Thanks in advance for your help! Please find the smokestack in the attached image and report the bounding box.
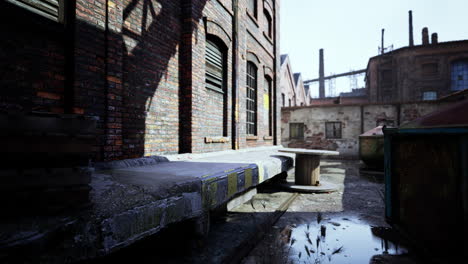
[431,33,438,44]
[319,49,325,99]
[409,10,414,46]
[381,29,385,54]
[422,27,429,45]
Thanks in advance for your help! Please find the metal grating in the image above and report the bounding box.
[246,62,257,136]
[7,0,63,22]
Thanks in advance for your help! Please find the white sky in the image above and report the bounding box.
[280,0,468,97]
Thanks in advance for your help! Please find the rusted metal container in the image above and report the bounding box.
[359,126,384,169]
[383,100,468,261]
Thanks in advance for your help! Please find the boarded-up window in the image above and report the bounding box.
[290,123,304,140]
[7,0,64,23]
[246,61,257,135]
[206,40,224,93]
[381,69,393,84]
[422,63,438,76]
[325,122,342,139]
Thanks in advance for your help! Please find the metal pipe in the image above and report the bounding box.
[409,10,414,46]
[232,0,239,149]
[319,49,325,98]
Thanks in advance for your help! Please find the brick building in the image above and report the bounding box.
[366,35,468,103]
[279,54,309,107]
[0,0,280,162]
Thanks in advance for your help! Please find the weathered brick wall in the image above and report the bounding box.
[239,0,278,149]
[367,41,468,103]
[282,100,453,158]
[1,0,280,161]
[0,3,67,114]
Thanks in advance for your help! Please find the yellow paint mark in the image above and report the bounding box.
[108,1,116,8]
[228,173,238,197]
[245,169,252,188]
[224,169,234,173]
[257,163,264,183]
[263,94,270,110]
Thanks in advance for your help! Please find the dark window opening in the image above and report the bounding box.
[282,93,285,107]
[266,77,273,136]
[248,0,257,18]
[246,61,257,136]
[451,60,468,91]
[289,99,291,107]
[381,69,393,84]
[7,0,65,23]
[325,122,342,139]
[290,123,304,140]
[264,10,273,38]
[205,39,225,93]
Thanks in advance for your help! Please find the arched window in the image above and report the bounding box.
[246,61,257,136]
[264,10,272,38]
[248,0,257,18]
[205,39,225,92]
[451,60,468,91]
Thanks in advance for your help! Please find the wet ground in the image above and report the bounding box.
[242,160,422,264]
[89,159,424,264]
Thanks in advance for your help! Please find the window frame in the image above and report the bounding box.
[325,122,342,139]
[264,9,273,39]
[246,61,258,136]
[451,60,468,91]
[422,91,437,101]
[6,0,65,23]
[205,38,226,94]
[247,0,258,19]
[290,123,304,140]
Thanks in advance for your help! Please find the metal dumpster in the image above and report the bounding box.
[383,100,468,261]
[359,126,385,169]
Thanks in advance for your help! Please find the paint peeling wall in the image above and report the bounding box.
[282,101,452,158]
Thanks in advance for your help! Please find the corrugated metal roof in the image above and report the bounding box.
[401,99,468,129]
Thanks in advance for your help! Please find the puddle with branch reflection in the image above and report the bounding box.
[280,214,408,264]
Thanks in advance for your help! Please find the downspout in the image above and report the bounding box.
[64,0,76,114]
[273,0,279,144]
[232,0,239,149]
[102,0,110,160]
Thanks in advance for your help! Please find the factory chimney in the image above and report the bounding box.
[422,27,429,45]
[381,29,385,54]
[319,49,325,98]
[431,33,438,44]
[409,10,414,46]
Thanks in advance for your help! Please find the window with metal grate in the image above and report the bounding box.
[246,61,257,136]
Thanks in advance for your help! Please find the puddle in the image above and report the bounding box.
[281,215,407,264]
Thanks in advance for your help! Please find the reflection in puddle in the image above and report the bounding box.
[282,215,407,263]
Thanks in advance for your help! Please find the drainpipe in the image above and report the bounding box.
[272,0,278,145]
[64,0,76,114]
[232,0,239,149]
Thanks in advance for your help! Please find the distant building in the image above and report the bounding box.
[280,54,309,107]
[366,37,468,103]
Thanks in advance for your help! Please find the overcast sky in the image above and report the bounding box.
[280,0,468,96]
